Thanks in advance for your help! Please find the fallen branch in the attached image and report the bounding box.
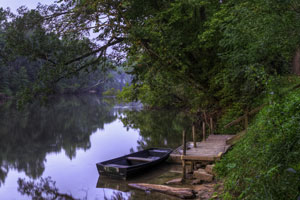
[128,183,196,199]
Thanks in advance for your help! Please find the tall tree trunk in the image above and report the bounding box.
[292,48,300,75]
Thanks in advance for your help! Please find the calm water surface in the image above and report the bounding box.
[0,95,191,200]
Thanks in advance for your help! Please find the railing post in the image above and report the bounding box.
[210,117,214,135]
[202,121,206,141]
[192,123,196,148]
[183,130,186,155]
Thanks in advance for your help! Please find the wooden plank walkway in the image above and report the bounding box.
[169,135,235,163]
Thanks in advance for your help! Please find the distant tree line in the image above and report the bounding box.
[0,7,130,102]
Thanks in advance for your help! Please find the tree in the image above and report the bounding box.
[3,0,300,114]
[0,7,128,101]
[34,1,223,112]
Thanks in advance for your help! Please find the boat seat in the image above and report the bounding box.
[126,156,155,162]
[149,149,169,153]
[106,164,128,167]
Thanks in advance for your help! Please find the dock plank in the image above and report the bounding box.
[169,135,235,163]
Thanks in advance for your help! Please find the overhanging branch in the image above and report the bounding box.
[63,37,125,66]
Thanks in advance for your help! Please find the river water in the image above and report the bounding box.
[0,95,192,200]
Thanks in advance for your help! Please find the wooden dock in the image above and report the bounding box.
[169,135,235,164]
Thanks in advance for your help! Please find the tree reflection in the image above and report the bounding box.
[0,95,117,186]
[18,176,128,200]
[18,175,178,200]
[18,177,80,200]
[104,191,128,200]
[120,110,193,150]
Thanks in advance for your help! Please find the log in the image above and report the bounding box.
[128,183,196,199]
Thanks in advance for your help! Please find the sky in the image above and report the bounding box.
[0,0,102,42]
[0,0,55,13]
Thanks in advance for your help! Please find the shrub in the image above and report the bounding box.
[215,89,300,200]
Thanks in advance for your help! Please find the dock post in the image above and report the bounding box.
[202,121,206,141]
[182,130,186,181]
[182,160,186,181]
[210,117,214,135]
[183,130,186,155]
[192,123,196,148]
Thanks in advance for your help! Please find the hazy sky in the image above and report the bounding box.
[0,0,99,40]
[0,0,55,13]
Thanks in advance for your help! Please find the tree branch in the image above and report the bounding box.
[63,37,125,66]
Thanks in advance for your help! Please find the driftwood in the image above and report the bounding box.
[165,178,183,185]
[128,183,196,199]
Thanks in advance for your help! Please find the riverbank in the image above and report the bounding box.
[119,162,223,199]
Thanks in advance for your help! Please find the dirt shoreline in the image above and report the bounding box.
[127,163,223,199]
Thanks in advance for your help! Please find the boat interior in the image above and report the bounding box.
[104,149,171,167]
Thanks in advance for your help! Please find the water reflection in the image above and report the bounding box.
[97,163,181,200]
[0,95,117,186]
[0,95,193,199]
[120,110,193,150]
[18,177,80,200]
[17,164,180,200]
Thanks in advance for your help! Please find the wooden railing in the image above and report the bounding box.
[224,104,265,145]
[224,104,265,129]
[181,104,265,181]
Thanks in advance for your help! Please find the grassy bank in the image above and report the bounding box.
[215,77,300,200]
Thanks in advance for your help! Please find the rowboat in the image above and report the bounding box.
[96,148,173,179]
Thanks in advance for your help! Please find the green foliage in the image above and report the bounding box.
[116,0,300,113]
[117,84,137,103]
[199,0,299,109]
[1,2,300,199]
[215,102,245,134]
[115,0,222,110]
[2,0,298,113]
[102,88,120,97]
[0,8,131,102]
[215,88,300,200]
